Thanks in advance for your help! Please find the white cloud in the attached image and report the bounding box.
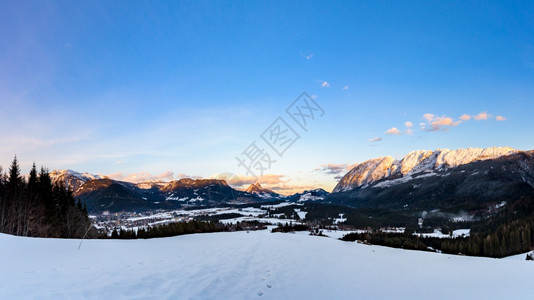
[418,111,504,132]
[211,173,256,186]
[428,116,460,131]
[420,113,461,131]
[321,81,330,88]
[474,112,489,120]
[342,85,349,90]
[459,114,471,121]
[306,53,313,60]
[369,137,382,142]
[212,173,288,190]
[216,173,316,195]
[385,127,402,135]
[404,121,413,128]
[423,113,435,122]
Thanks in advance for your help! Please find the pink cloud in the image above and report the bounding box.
[420,113,461,131]
[107,171,176,183]
[385,127,402,135]
[423,113,435,122]
[473,112,489,120]
[459,114,471,121]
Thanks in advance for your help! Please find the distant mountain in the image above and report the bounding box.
[50,171,292,212]
[50,169,102,191]
[287,188,329,202]
[244,183,281,199]
[333,147,519,192]
[74,179,163,212]
[328,147,534,215]
[161,178,254,205]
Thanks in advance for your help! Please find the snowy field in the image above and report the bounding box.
[1,231,533,299]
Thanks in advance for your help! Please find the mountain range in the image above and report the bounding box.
[50,147,534,217]
[328,147,534,218]
[50,170,329,212]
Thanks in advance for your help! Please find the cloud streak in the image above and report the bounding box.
[377,110,506,142]
[108,171,177,183]
[420,111,496,131]
[315,163,351,175]
[315,163,355,180]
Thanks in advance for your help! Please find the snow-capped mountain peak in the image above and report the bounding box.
[245,183,272,194]
[334,156,395,192]
[333,147,520,192]
[50,169,102,191]
[244,183,279,199]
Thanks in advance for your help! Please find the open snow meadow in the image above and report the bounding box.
[1,230,533,300]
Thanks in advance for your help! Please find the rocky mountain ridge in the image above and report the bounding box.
[328,148,534,215]
[333,147,521,192]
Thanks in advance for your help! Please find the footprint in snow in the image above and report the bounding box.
[257,291,264,296]
[266,284,272,289]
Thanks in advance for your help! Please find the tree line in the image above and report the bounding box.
[341,210,534,258]
[110,219,271,239]
[0,157,92,238]
[111,220,221,239]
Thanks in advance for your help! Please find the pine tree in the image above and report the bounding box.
[38,167,53,213]
[0,165,4,233]
[5,156,23,234]
[24,163,39,236]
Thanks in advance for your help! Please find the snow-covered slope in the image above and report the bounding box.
[334,147,520,192]
[295,188,329,202]
[1,231,533,299]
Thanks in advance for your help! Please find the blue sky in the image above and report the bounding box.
[1,1,533,193]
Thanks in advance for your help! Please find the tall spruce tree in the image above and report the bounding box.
[6,156,23,234]
[25,163,39,236]
[0,165,4,232]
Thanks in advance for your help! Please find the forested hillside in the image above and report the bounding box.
[0,157,91,238]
